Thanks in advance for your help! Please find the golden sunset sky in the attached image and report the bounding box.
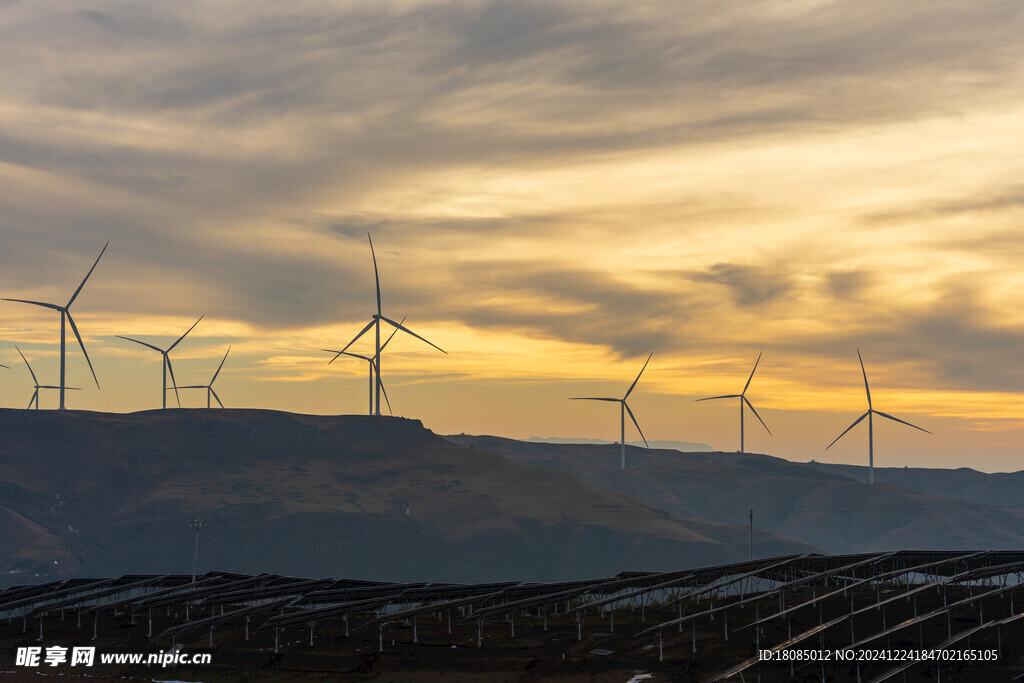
[1,1,1022,471]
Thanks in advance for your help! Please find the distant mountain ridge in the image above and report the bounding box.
[800,461,1024,511]
[526,436,713,451]
[0,408,817,587]
[444,434,1024,555]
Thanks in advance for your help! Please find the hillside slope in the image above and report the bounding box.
[0,409,817,586]
[444,435,1024,554]
[801,461,1024,510]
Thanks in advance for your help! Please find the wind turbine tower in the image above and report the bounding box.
[3,242,108,409]
[826,349,932,484]
[117,316,204,409]
[325,317,403,415]
[179,346,230,408]
[697,351,771,453]
[15,346,80,409]
[571,353,653,470]
[338,234,446,416]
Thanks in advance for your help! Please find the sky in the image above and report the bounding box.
[1,0,1022,472]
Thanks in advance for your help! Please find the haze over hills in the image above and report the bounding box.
[0,408,817,587]
[444,434,1024,555]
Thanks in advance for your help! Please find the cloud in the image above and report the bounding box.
[1,0,1023,457]
[436,261,695,357]
[826,270,872,300]
[688,263,793,307]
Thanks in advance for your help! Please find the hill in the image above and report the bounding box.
[801,461,1024,510]
[0,409,816,587]
[525,436,713,451]
[444,435,1024,554]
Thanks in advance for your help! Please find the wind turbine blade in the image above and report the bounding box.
[857,349,872,409]
[177,385,206,389]
[825,411,869,450]
[66,311,99,388]
[0,363,7,369]
[342,351,373,362]
[168,314,204,352]
[210,346,230,384]
[15,346,39,385]
[67,241,109,307]
[569,397,620,402]
[378,316,405,355]
[742,350,763,395]
[623,402,650,449]
[340,319,376,354]
[210,388,224,409]
[165,356,181,407]
[743,396,772,435]
[27,390,37,410]
[623,352,653,400]
[696,394,740,402]
[2,298,63,312]
[379,375,393,415]
[368,233,382,316]
[117,336,165,353]
[873,410,932,435]
[378,315,446,354]
[323,349,346,365]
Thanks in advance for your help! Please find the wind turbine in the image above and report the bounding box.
[570,353,652,470]
[338,234,446,415]
[178,346,230,408]
[16,346,80,409]
[696,351,771,454]
[3,241,108,409]
[117,316,204,409]
[826,349,931,485]
[324,318,403,415]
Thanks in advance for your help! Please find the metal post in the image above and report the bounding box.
[740,395,744,453]
[868,411,874,484]
[59,310,66,410]
[620,402,626,470]
[374,319,381,415]
[190,516,203,583]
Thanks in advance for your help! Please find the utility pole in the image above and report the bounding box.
[190,516,203,583]
[749,507,757,561]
